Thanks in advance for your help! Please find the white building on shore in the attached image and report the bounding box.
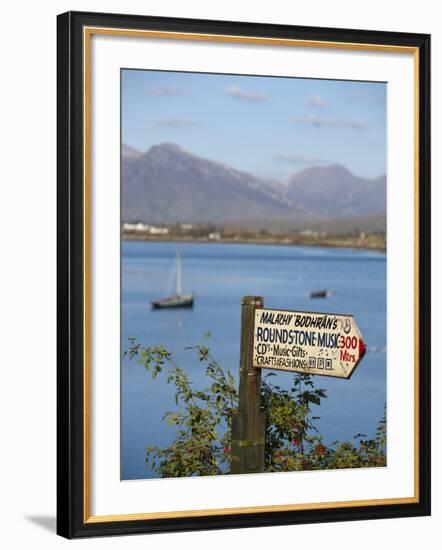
[122,222,169,235]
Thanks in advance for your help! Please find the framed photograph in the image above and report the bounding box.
[57,11,431,538]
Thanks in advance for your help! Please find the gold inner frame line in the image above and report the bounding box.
[82,26,420,524]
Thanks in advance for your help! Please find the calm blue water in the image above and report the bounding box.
[121,241,386,480]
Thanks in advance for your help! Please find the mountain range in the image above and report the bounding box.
[122,143,386,231]
[286,164,386,219]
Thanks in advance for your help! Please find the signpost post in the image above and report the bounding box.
[231,296,266,475]
[231,298,366,474]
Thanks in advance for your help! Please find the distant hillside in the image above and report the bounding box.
[122,143,386,229]
[122,143,142,159]
[307,212,386,234]
[223,212,386,235]
[122,143,311,224]
[286,164,386,218]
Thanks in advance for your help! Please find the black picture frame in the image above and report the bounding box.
[57,10,431,539]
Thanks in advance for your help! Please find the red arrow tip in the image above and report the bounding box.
[359,338,366,358]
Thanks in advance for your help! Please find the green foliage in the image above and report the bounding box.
[127,337,237,477]
[261,374,386,472]
[127,337,386,477]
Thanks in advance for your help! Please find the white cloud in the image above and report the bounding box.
[275,153,329,166]
[154,117,199,127]
[293,115,368,130]
[147,86,188,97]
[225,84,268,102]
[308,94,328,109]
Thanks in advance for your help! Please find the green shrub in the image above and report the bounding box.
[126,336,386,477]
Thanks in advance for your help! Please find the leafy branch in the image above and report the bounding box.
[126,337,386,477]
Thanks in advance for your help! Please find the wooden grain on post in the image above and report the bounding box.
[231,296,266,474]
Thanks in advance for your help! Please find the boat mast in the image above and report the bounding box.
[176,249,182,296]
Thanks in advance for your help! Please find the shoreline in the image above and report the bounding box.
[122,234,386,253]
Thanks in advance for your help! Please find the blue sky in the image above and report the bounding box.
[122,69,386,180]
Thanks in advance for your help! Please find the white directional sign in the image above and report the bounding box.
[253,308,366,379]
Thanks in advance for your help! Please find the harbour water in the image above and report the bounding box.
[121,241,386,480]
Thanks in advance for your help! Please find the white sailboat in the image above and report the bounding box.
[151,249,194,309]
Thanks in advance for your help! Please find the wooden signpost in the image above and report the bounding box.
[231,296,266,475]
[231,296,366,474]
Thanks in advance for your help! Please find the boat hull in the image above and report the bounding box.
[310,290,332,298]
[151,294,194,309]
